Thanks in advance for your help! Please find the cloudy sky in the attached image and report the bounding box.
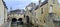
[4,0,60,11]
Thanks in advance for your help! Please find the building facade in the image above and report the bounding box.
[25,2,36,24]
[0,0,8,26]
[8,9,25,23]
[33,0,60,27]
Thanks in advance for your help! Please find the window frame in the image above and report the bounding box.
[41,8,43,14]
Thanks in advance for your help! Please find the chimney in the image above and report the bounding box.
[39,0,41,5]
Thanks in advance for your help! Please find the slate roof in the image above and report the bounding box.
[40,0,48,7]
[10,9,25,14]
[2,0,8,9]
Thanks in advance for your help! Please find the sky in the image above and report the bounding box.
[4,0,60,11]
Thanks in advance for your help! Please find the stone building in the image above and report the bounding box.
[25,2,36,24]
[32,0,60,27]
[0,0,8,26]
[8,9,25,23]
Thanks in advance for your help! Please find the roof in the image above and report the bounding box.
[29,5,39,12]
[2,0,8,9]
[10,9,21,13]
[31,0,48,11]
[35,5,39,10]
[26,2,36,9]
[10,9,25,14]
[40,0,48,7]
[27,2,36,7]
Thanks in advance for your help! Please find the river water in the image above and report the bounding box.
[11,23,35,27]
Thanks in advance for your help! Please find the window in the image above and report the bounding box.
[40,20,41,22]
[53,0,55,4]
[24,15,25,17]
[49,5,53,13]
[41,8,43,14]
[44,20,45,23]
[35,12,36,16]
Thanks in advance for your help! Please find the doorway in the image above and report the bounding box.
[26,16,29,23]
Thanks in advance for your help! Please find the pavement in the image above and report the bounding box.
[0,22,11,27]
[0,24,5,27]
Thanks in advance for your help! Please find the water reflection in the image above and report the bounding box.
[11,22,34,27]
[11,23,27,27]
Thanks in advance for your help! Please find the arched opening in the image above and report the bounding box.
[18,18,22,21]
[17,18,23,25]
[26,16,29,23]
[12,18,17,22]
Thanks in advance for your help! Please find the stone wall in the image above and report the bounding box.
[0,0,5,26]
